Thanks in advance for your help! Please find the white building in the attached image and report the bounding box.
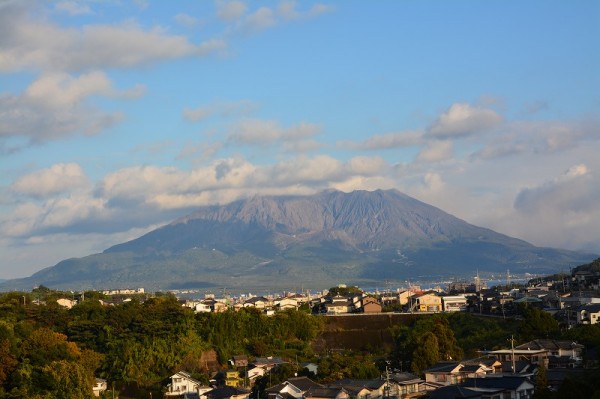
[93,378,107,397]
[101,288,145,295]
[442,295,468,312]
[274,297,298,310]
[165,371,212,397]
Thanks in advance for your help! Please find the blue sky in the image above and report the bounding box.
[1,0,599,279]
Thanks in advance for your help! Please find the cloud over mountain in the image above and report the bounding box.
[1,189,594,292]
[11,163,89,198]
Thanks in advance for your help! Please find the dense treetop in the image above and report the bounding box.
[0,286,599,398]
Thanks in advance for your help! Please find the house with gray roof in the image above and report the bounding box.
[304,387,349,399]
[389,372,425,397]
[252,356,289,372]
[327,379,387,399]
[266,377,323,399]
[426,376,534,399]
[460,376,534,398]
[515,339,584,368]
[424,362,464,386]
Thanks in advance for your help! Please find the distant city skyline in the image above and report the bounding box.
[1,1,599,279]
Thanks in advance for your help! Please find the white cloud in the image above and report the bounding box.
[514,164,596,214]
[37,195,104,230]
[429,102,502,138]
[178,142,224,163]
[542,122,582,151]
[330,176,396,193]
[470,142,527,160]
[232,1,334,34]
[566,164,588,178]
[338,130,423,150]
[228,119,320,145]
[0,72,131,143]
[2,203,42,237]
[0,5,226,72]
[277,0,302,20]
[75,25,224,70]
[277,1,335,20]
[417,140,453,162]
[174,13,199,28]
[255,155,392,189]
[183,100,257,122]
[55,1,92,16]
[95,159,262,211]
[183,107,215,122]
[2,193,106,238]
[243,7,276,32]
[508,164,600,251]
[347,156,387,175]
[259,155,343,185]
[2,154,396,240]
[469,119,596,161]
[98,165,186,204]
[282,139,321,154]
[306,3,336,17]
[11,163,89,198]
[25,71,112,107]
[216,0,248,21]
[422,172,445,192]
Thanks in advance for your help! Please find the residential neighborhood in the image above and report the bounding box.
[159,333,590,399]
[1,263,600,399]
[170,271,600,334]
[148,268,600,399]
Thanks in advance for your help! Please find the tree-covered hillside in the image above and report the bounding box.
[1,287,600,398]
[573,257,600,273]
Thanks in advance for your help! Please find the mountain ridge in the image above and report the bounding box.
[1,189,596,292]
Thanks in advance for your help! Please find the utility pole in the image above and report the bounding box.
[384,361,391,399]
[510,335,516,374]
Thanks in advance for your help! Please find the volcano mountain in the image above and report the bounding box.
[2,189,595,292]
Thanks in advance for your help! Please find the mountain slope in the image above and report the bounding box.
[2,189,596,292]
